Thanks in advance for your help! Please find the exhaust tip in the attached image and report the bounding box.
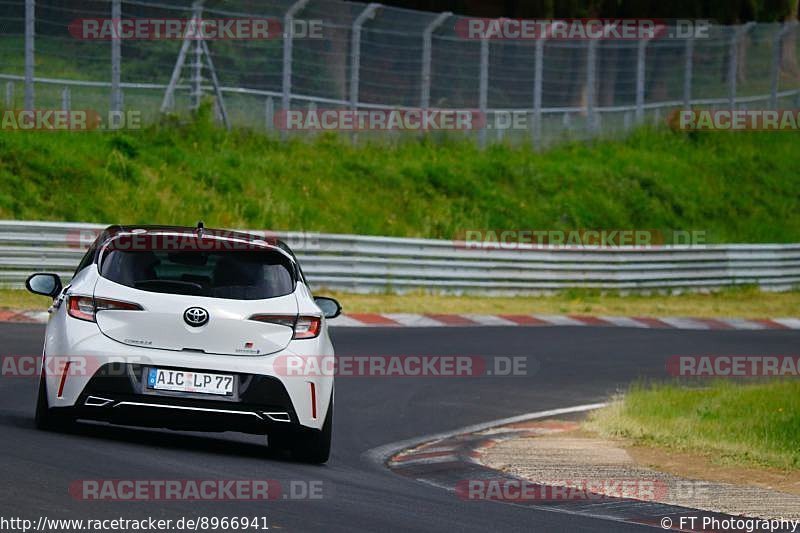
[263,412,291,423]
[84,396,114,407]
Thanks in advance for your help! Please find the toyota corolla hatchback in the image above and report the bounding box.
[26,224,340,463]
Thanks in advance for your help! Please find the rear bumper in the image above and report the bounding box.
[42,315,334,430]
[58,363,299,434]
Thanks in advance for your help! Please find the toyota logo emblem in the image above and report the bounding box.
[184,307,209,327]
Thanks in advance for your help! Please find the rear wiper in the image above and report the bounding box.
[134,279,204,295]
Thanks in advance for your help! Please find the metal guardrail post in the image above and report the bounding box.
[420,12,450,109]
[349,3,380,112]
[683,35,694,108]
[635,37,649,123]
[24,0,34,110]
[478,37,489,148]
[110,0,122,113]
[282,0,310,120]
[728,23,755,109]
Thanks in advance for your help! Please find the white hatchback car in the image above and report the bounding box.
[26,224,340,463]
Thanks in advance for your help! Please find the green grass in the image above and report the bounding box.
[320,285,800,317]
[588,381,800,470]
[0,289,52,310]
[1,107,799,242]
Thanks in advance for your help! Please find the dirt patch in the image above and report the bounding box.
[481,423,800,520]
[628,445,800,497]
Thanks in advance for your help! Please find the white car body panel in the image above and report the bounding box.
[93,276,298,356]
[38,231,335,432]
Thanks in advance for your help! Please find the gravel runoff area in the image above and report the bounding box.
[480,426,800,521]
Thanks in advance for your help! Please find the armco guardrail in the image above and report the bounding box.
[1,221,799,294]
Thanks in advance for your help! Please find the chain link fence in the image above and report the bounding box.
[1,0,799,146]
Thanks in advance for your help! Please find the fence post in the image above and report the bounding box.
[420,11,450,109]
[61,87,70,111]
[478,37,489,147]
[24,0,34,109]
[265,96,274,130]
[5,82,14,108]
[190,2,204,110]
[307,100,317,137]
[586,40,597,134]
[110,0,121,113]
[635,37,648,123]
[160,17,195,113]
[532,28,548,149]
[282,0,309,118]
[727,27,738,108]
[198,40,229,129]
[683,35,694,108]
[728,23,754,109]
[350,3,379,112]
[770,23,791,109]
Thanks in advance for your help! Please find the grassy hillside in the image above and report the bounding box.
[1,112,798,242]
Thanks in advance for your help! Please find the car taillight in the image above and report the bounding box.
[249,314,322,339]
[67,295,142,322]
[249,314,296,328]
[293,316,322,339]
[67,296,95,321]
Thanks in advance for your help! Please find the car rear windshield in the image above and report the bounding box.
[99,249,296,299]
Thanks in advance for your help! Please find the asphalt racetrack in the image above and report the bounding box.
[1,323,797,532]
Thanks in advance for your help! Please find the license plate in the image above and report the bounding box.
[146,368,234,396]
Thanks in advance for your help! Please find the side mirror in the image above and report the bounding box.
[314,296,342,319]
[25,273,62,298]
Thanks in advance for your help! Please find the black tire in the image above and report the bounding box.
[270,397,332,464]
[34,374,73,431]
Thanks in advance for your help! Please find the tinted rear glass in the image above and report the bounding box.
[100,249,296,299]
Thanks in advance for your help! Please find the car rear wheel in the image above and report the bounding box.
[269,397,332,464]
[34,374,73,431]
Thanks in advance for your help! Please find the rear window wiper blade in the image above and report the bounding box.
[134,279,204,295]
